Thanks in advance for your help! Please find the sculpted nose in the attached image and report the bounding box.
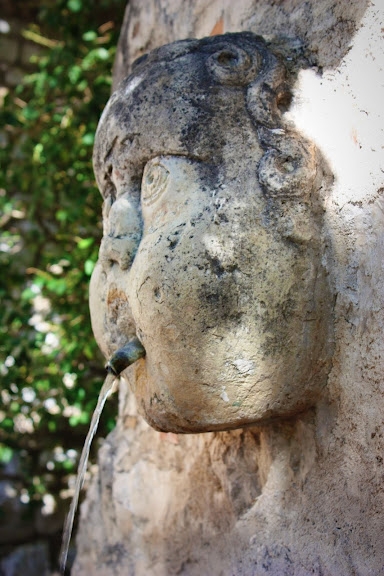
[99,235,140,270]
[99,196,142,271]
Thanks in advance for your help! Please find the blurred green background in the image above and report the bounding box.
[0,0,126,570]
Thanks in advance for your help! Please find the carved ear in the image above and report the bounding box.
[244,45,324,244]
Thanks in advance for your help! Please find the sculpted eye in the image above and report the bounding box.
[141,159,170,206]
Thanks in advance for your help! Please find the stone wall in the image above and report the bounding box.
[0,2,40,93]
[74,1,384,574]
[0,19,37,90]
[0,6,41,150]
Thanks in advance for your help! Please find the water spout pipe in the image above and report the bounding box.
[106,337,146,376]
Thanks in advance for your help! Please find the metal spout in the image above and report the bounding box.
[106,337,146,376]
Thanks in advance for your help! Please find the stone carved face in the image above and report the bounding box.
[90,33,334,433]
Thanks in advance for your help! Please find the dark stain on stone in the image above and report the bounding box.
[205,253,238,278]
[198,280,242,330]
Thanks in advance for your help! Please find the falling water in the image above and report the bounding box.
[59,372,116,574]
[59,337,145,574]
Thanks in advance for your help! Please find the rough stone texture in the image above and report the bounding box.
[74,1,384,574]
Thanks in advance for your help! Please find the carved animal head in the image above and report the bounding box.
[90,33,334,433]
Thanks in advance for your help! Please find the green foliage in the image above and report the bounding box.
[0,0,126,513]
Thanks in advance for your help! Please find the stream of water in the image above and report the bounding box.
[59,372,116,574]
[59,337,146,573]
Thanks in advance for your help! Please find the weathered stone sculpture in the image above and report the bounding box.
[74,4,384,573]
[90,32,333,433]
